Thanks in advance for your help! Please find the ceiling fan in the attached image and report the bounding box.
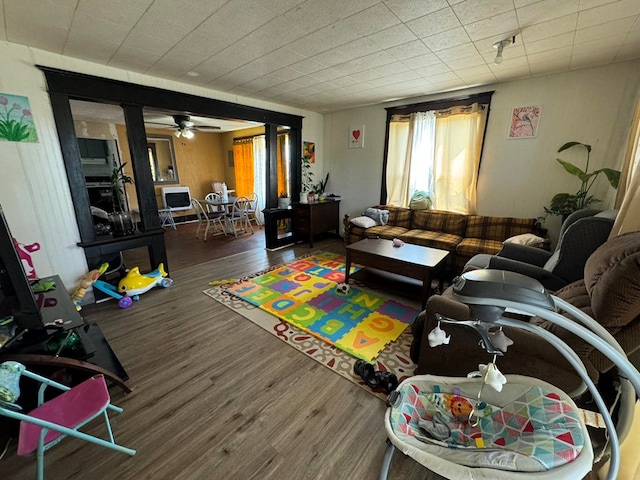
[146,114,221,138]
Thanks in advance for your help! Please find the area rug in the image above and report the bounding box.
[224,251,419,362]
[203,252,420,400]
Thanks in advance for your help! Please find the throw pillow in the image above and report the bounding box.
[363,208,389,226]
[503,233,546,247]
[409,191,432,210]
[350,216,377,229]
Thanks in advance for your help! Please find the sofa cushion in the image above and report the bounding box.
[399,230,463,251]
[350,216,377,228]
[465,215,538,242]
[411,210,467,236]
[365,225,409,240]
[456,238,504,258]
[381,206,412,229]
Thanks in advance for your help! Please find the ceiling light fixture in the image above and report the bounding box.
[174,127,195,139]
[493,35,516,65]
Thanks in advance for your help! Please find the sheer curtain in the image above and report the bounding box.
[433,104,487,213]
[611,97,640,237]
[232,138,254,197]
[252,135,266,224]
[386,112,435,206]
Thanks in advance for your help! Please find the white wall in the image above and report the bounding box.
[0,40,323,290]
[325,61,640,242]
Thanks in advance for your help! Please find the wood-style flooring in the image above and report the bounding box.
[3,234,444,479]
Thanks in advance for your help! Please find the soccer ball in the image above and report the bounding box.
[336,283,351,295]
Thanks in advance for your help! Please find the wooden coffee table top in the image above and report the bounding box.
[346,238,449,267]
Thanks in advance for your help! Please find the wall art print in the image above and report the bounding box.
[303,141,315,163]
[349,124,364,148]
[508,105,541,139]
[0,94,38,143]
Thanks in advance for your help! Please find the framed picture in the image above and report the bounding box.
[303,141,315,163]
[349,124,364,148]
[508,105,541,139]
[0,93,39,143]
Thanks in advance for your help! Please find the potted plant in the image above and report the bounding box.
[278,191,291,209]
[108,163,135,236]
[542,141,620,222]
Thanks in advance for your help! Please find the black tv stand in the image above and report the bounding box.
[0,275,130,393]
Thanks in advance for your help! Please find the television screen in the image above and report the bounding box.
[0,204,43,335]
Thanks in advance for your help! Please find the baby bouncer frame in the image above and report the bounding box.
[380,269,640,480]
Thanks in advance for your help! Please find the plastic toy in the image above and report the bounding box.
[93,263,173,309]
[71,263,109,311]
[336,283,350,295]
[208,279,239,286]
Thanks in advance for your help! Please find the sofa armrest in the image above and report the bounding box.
[497,243,551,266]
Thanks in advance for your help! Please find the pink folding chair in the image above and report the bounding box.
[0,361,135,480]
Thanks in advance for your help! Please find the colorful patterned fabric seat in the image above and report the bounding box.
[384,374,593,479]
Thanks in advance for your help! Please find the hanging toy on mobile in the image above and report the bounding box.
[93,263,173,309]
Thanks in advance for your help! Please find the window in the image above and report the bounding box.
[383,92,493,214]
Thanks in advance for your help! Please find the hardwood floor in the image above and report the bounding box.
[3,237,442,480]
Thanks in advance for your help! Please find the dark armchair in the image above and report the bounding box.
[463,209,616,291]
[410,230,640,394]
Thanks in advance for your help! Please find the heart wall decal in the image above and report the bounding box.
[349,124,364,148]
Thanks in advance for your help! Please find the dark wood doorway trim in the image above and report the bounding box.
[40,66,304,257]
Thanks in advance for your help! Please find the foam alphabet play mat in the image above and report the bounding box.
[226,252,419,362]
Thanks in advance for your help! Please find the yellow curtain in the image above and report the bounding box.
[277,134,288,197]
[610,97,640,237]
[386,120,411,206]
[233,139,254,197]
[434,103,487,214]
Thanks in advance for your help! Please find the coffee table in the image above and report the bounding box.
[345,238,449,309]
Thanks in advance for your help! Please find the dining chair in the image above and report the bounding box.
[191,199,226,241]
[227,196,254,237]
[246,192,261,226]
[204,192,222,214]
[0,361,135,480]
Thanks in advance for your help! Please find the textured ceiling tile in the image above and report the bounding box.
[144,0,227,30]
[492,65,532,80]
[413,63,452,76]
[385,40,432,60]
[406,7,461,38]
[332,37,384,61]
[452,0,514,25]
[423,27,471,51]
[75,0,147,29]
[524,32,575,55]
[64,34,122,64]
[574,17,636,43]
[283,0,380,34]
[464,11,519,41]
[289,57,326,75]
[119,22,189,55]
[256,0,307,15]
[517,0,580,26]
[339,3,401,37]
[433,42,479,61]
[527,46,572,65]
[404,52,443,68]
[373,61,413,77]
[615,42,640,61]
[69,13,132,43]
[573,33,628,54]
[384,0,449,22]
[578,0,620,9]
[570,50,616,68]
[455,64,495,78]
[287,27,351,57]
[368,24,420,50]
[5,0,74,53]
[349,69,384,83]
[445,54,488,70]
[520,14,578,43]
[577,0,640,29]
[308,68,345,82]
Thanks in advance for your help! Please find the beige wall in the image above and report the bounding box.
[115,125,226,210]
[325,60,640,244]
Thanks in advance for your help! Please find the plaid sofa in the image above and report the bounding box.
[343,205,547,278]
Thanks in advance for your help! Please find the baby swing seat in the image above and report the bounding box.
[383,374,592,479]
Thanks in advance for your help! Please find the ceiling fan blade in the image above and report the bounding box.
[145,121,175,127]
[194,125,221,131]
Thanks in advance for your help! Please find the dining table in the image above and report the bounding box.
[203,196,237,235]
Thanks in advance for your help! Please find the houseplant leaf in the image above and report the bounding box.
[558,141,591,153]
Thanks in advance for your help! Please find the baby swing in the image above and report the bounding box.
[380,269,640,480]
